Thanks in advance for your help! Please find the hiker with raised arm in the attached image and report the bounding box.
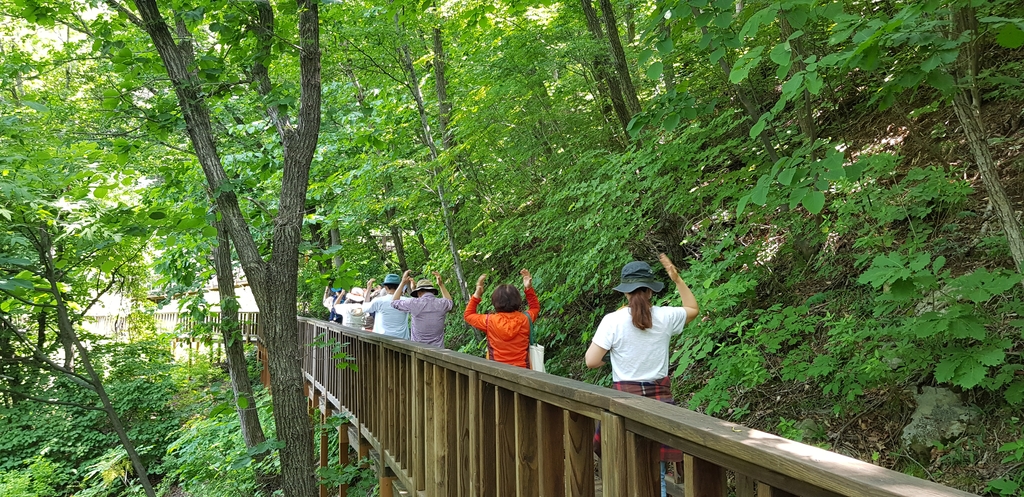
[464,269,539,368]
[363,274,411,339]
[586,253,699,481]
[391,270,454,348]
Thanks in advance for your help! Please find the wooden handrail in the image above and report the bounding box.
[297,316,976,497]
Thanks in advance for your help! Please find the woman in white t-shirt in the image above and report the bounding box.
[585,253,698,465]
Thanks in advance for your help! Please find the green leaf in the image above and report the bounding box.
[237,396,249,409]
[202,226,218,238]
[769,43,791,66]
[737,194,750,217]
[148,211,166,220]
[709,46,726,64]
[956,359,987,389]
[805,72,824,95]
[788,187,808,209]
[662,113,681,132]
[0,278,34,291]
[23,101,49,113]
[926,71,955,93]
[777,168,796,186]
[646,62,664,80]
[935,356,962,383]
[94,187,109,198]
[996,23,1024,49]
[1005,380,1024,405]
[713,11,732,29]
[749,111,771,139]
[639,49,654,66]
[802,190,825,214]
[655,38,674,55]
[977,346,1006,367]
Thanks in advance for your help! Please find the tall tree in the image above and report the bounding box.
[105,0,324,493]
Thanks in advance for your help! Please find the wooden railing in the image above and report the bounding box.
[299,316,977,497]
[155,311,261,339]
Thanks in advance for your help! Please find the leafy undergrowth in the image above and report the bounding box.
[654,97,1024,495]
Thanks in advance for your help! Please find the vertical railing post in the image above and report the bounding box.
[495,388,516,496]
[423,362,435,496]
[626,432,659,497]
[515,394,539,496]
[320,406,330,497]
[432,365,450,496]
[600,412,628,497]
[412,353,425,492]
[457,373,471,497]
[537,402,564,497]
[564,411,594,497]
[467,371,480,497]
[479,382,497,497]
[338,414,350,497]
[683,454,726,497]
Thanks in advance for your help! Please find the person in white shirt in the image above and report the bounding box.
[362,273,411,339]
[585,253,698,468]
[335,287,366,329]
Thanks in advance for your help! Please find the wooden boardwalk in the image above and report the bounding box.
[268,316,980,497]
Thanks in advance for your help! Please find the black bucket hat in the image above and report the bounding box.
[612,261,665,293]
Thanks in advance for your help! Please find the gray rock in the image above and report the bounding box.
[901,387,979,461]
[796,418,821,441]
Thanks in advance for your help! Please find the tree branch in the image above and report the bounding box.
[0,388,104,411]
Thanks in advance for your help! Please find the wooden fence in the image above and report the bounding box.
[299,316,977,497]
[155,311,261,339]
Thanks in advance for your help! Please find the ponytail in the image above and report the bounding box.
[627,288,653,330]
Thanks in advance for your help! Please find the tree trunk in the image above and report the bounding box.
[433,27,454,152]
[413,221,431,261]
[691,6,779,163]
[395,18,470,300]
[624,2,636,44]
[581,0,631,132]
[390,225,409,272]
[950,6,1024,275]
[659,20,675,92]
[127,0,321,495]
[779,13,817,155]
[212,214,274,492]
[431,25,469,301]
[38,229,156,497]
[598,0,641,117]
[330,228,342,269]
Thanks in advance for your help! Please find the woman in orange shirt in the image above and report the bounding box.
[464,269,539,368]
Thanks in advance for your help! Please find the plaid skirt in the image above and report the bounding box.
[594,376,683,462]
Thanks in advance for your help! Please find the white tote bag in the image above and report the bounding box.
[528,343,545,373]
[523,312,545,373]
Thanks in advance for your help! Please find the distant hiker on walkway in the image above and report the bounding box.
[324,286,345,321]
[391,270,454,348]
[335,287,366,329]
[363,274,411,339]
[586,253,699,465]
[464,269,539,369]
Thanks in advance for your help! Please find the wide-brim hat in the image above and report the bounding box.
[413,279,436,294]
[612,261,665,293]
[348,287,365,302]
[383,273,401,285]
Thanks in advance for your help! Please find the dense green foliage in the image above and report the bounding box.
[2,0,1024,494]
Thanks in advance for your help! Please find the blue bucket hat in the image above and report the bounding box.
[383,274,401,285]
[612,261,665,293]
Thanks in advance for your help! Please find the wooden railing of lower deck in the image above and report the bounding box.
[299,317,977,497]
